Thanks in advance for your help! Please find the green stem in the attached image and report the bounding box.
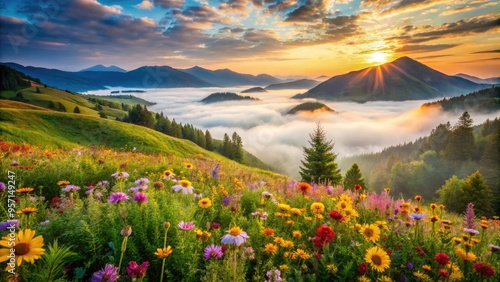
[160,258,166,282]
[117,236,128,274]
[233,247,237,282]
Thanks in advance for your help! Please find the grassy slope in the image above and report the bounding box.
[0,107,275,174]
[82,94,156,107]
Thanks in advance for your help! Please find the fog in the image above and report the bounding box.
[86,87,499,178]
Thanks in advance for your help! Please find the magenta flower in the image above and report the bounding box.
[62,185,80,192]
[111,172,129,179]
[126,261,149,279]
[203,244,224,260]
[91,264,119,282]
[133,192,148,205]
[109,192,129,204]
[178,221,195,231]
[463,202,477,229]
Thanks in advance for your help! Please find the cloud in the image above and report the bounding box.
[136,0,154,10]
[154,0,185,9]
[471,49,500,54]
[440,5,475,16]
[396,44,460,53]
[415,54,453,60]
[381,0,445,17]
[454,57,500,64]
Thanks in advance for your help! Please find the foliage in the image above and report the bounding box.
[0,65,40,91]
[422,86,500,113]
[343,163,366,190]
[299,122,342,185]
[200,92,260,103]
[287,102,334,115]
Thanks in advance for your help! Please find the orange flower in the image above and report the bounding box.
[16,188,34,194]
[415,195,422,202]
[297,182,311,194]
[262,228,275,237]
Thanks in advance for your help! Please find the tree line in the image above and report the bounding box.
[121,104,243,162]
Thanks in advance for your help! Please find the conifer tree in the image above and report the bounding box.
[205,130,214,151]
[344,163,366,190]
[299,122,342,184]
[445,112,475,162]
[73,106,81,113]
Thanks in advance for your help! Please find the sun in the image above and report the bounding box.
[368,52,389,64]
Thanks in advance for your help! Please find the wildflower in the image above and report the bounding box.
[473,261,495,278]
[430,203,437,209]
[16,207,38,215]
[455,247,476,261]
[294,249,310,259]
[422,265,431,271]
[378,276,392,282]
[134,178,149,187]
[409,213,426,221]
[463,202,476,229]
[91,264,119,282]
[434,253,450,266]
[297,182,311,195]
[406,262,413,269]
[278,203,291,211]
[111,172,129,179]
[154,246,172,259]
[280,240,294,248]
[290,208,302,215]
[452,237,462,244]
[358,276,371,282]
[358,262,368,274]
[198,197,212,209]
[0,229,44,266]
[211,164,220,179]
[133,192,148,205]
[413,271,432,281]
[437,269,448,278]
[221,226,249,246]
[292,230,302,238]
[364,247,391,272]
[57,180,70,186]
[326,264,338,274]
[211,222,220,230]
[222,196,231,206]
[342,207,359,219]
[489,244,500,252]
[310,202,325,214]
[162,170,175,180]
[108,192,129,204]
[153,181,164,189]
[178,221,195,231]
[414,195,422,202]
[359,223,381,243]
[463,228,479,235]
[185,163,193,169]
[329,210,345,222]
[265,267,282,282]
[204,244,224,260]
[264,243,278,255]
[416,247,425,256]
[0,219,20,231]
[126,261,149,279]
[172,180,194,194]
[262,228,275,237]
[16,187,35,194]
[354,184,362,191]
[279,265,289,272]
[314,225,335,247]
[430,215,439,222]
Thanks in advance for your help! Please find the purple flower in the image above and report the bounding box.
[260,212,268,221]
[0,219,20,231]
[126,261,149,279]
[133,192,148,205]
[62,185,80,192]
[222,196,231,206]
[128,186,140,193]
[265,267,282,282]
[401,275,407,282]
[326,185,333,195]
[178,221,195,231]
[221,227,249,246]
[489,244,500,252]
[86,188,95,195]
[241,247,255,260]
[204,244,224,260]
[111,172,129,179]
[406,262,413,269]
[464,228,479,235]
[109,192,129,204]
[40,220,50,226]
[0,182,6,192]
[96,192,103,198]
[211,163,220,179]
[91,263,119,282]
[463,202,476,229]
[409,213,426,221]
[134,178,149,190]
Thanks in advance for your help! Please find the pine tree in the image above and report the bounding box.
[231,132,243,162]
[462,171,494,216]
[73,106,81,113]
[445,112,475,162]
[299,122,342,184]
[344,163,366,190]
[205,130,214,151]
[222,133,231,157]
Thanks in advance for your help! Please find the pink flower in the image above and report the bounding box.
[126,261,149,279]
[178,221,195,231]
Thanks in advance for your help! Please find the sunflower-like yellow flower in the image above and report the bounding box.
[358,276,371,282]
[198,197,212,209]
[378,276,392,282]
[16,187,34,194]
[16,207,38,215]
[279,264,289,272]
[185,163,193,169]
[0,229,44,266]
[154,246,172,259]
[292,230,302,238]
[364,246,390,272]
[280,240,294,248]
[264,243,278,255]
[310,202,325,214]
[359,223,381,243]
[413,271,432,281]
[57,180,70,186]
[455,247,476,261]
[294,249,310,259]
[326,264,338,274]
[290,208,302,215]
[278,203,291,211]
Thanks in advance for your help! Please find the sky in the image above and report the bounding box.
[0,0,499,77]
[86,87,500,178]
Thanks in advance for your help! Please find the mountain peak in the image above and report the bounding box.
[80,64,126,72]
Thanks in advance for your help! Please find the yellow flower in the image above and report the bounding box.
[447,263,464,282]
[326,264,338,274]
[305,216,312,222]
[229,227,242,236]
[358,276,371,282]
[0,229,44,266]
[286,220,295,225]
[279,264,289,272]
[413,271,432,281]
[378,276,392,282]
[455,247,476,261]
[310,202,325,214]
[354,223,362,231]
[16,187,34,194]
[262,228,275,237]
[295,249,310,259]
[422,265,431,271]
[185,163,193,169]
[359,193,367,200]
[359,224,381,243]
[278,203,291,211]
[343,208,359,219]
[274,237,285,245]
[264,243,278,255]
[154,246,172,259]
[452,237,462,244]
[57,180,70,186]
[292,230,302,238]
[280,240,294,248]
[290,208,302,215]
[430,203,437,209]
[364,247,390,272]
[16,207,38,215]
[198,197,212,209]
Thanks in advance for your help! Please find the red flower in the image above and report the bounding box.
[438,269,448,277]
[313,236,325,248]
[434,253,450,266]
[329,210,345,222]
[386,249,392,255]
[354,184,362,191]
[358,262,368,275]
[316,225,335,243]
[416,247,425,256]
[221,245,227,254]
[58,210,64,214]
[473,262,495,278]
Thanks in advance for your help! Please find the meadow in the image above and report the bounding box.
[0,140,498,281]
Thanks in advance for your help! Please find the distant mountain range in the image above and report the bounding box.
[181,66,282,87]
[294,57,490,102]
[454,73,500,85]
[266,79,320,90]
[80,64,127,72]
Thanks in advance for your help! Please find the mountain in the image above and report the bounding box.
[200,92,260,104]
[266,79,320,90]
[1,63,107,92]
[241,87,267,93]
[181,66,282,86]
[287,102,335,115]
[421,86,500,113]
[79,64,126,72]
[294,57,490,102]
[455,73,500,85]
[75,66,215,88]
[0,65,41,91]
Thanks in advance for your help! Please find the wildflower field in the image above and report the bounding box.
[1,140,499,282]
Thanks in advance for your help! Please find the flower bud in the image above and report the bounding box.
[164,222,171,231]
[121,225,132,236]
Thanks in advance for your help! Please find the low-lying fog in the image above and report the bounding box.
[87,87,499,178]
